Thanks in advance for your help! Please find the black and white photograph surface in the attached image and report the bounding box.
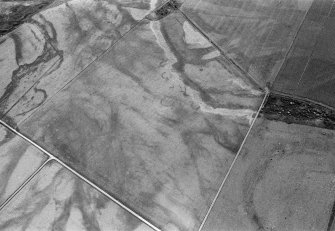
[0,0,334,231]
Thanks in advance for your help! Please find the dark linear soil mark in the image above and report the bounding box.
[327,200,335,231]
[0,1,54,37]
[0,15,64,125]
[261,93,335,130]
